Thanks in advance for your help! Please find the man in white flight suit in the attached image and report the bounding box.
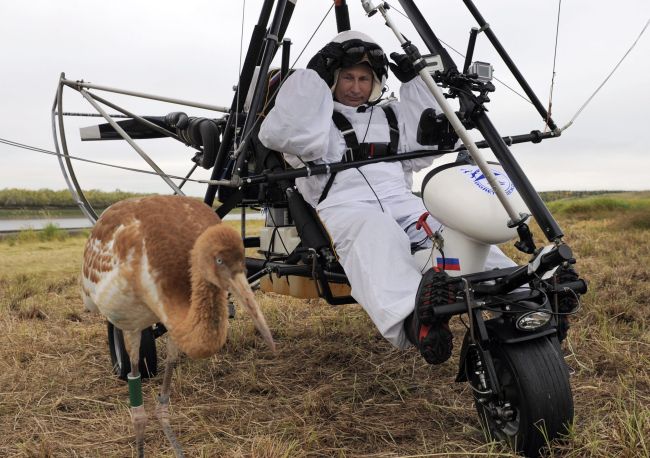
[259,30,515,364]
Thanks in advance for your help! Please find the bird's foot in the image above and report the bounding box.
[156,395,185,458]
[130,404,147,458]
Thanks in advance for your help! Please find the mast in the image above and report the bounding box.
[204,0,276,206]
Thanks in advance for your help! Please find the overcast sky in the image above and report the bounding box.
[1,0,648,197]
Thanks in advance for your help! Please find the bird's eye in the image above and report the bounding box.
[215,257,223,265]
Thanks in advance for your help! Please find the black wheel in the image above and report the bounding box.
[466,337,573,457]
[107,322,158,381]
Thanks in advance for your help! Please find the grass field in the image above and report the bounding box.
[0,193,648,457]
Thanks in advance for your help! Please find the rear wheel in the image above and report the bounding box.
[107,322,158,381]
[466,337,573,457]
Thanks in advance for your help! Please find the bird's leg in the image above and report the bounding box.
[123,330,147,458]
[156,337,185,458]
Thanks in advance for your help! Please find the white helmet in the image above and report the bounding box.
[328,30,388,103]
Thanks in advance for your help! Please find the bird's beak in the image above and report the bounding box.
[229,272,276,352]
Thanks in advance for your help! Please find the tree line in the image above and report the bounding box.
[0,188,149,209]
[2,188,624,209]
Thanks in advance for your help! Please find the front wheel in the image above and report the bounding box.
[466,337,573,457]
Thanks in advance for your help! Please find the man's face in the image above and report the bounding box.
[334,64,374,107]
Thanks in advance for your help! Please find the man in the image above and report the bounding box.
[259,30,515,364]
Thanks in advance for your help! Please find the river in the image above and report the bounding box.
[0,212,265,232]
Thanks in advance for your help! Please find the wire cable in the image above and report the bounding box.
[561,18,649,131]
[0,137,210,184]
[545,0,562,131]
[355,105,386,213]
[234,0,247,151]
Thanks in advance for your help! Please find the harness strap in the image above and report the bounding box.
[331,111,359,162]
[318,105,400,204]
[382,105,399,155]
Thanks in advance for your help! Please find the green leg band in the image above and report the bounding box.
[128,374,143,407]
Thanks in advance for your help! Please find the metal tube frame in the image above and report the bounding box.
[335,0,351,32]
[61,79,229,113]
[79,88,185,195]
[52,74,99,223]
[52,69,238,223]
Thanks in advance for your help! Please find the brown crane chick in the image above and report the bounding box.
[80,195,275,457]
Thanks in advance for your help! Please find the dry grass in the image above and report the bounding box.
[0,201,649,457]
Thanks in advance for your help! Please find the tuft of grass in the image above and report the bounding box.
[16,228,39,243]
[2,273,40,311]
[39,223,67,242]
[620,210,650,231]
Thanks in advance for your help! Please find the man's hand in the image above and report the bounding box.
[389,52,418,83]
[307,42,345,87]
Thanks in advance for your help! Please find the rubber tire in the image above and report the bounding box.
[468,338,573,458]
[107,321,158,381]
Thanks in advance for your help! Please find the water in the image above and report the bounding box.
[0,212,265,232]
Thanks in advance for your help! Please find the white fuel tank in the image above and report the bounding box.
[421,162,529,245]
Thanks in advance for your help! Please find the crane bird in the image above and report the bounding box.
[80,195,275,457]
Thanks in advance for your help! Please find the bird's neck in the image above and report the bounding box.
[169,274,228,359]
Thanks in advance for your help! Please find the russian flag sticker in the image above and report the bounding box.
[436,257,461,271]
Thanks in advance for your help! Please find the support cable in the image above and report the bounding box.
[545,0,562,131]
[0,137,228,186]
[561,18,649,131]
[234,0,247,151]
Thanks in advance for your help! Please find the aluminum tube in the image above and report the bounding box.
[463,28,479,74]
[177,164,199,190]
[79,89,185,196]
[62,79,228,113]
[374,3,522,223]
[335,0,351,32]
[51,81,79,213]
[84,91,180,141]
[54,74,99,222]
[278,0,297,44]
[208,149,445,186]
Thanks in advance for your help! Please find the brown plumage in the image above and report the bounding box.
[81,195,274,457]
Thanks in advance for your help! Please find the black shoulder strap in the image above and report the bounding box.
[331,111,360,159]
[319,111,357,204]
[381,105,399,155]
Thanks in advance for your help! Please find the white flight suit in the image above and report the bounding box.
[259,69,514,349]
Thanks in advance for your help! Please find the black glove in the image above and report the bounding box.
[307,42,345,87]
[389,52,418,83]
[164,111,189,130]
